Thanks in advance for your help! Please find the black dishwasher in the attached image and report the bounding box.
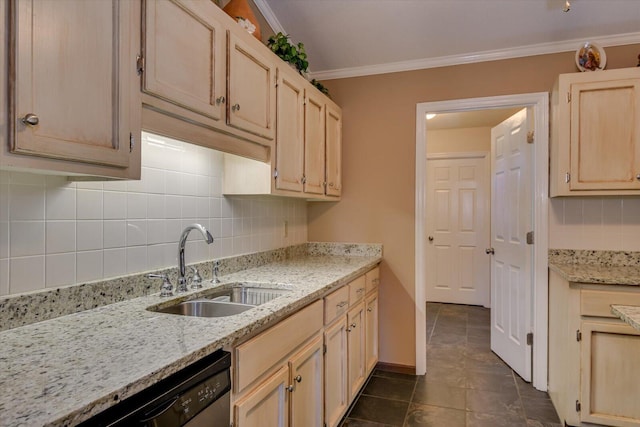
[81,349,231,427]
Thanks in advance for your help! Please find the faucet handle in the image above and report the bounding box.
[190,266,203,289]
[147,273,173,297]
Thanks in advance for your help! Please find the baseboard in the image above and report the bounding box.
[375,361,417,375]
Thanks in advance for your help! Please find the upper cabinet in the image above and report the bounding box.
[223,65,342,201]
[2,0,141,179]
[141,0,226,124]
[227,31,276,142]
[550,68,640,197]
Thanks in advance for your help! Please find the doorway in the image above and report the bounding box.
[415,93,549,391]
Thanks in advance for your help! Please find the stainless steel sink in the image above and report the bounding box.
[150,283,291,318]
[157,299,254,317]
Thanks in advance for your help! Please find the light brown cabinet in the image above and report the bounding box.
[548,270,640,426]
[323,316,349,427]
[141,0,226,125]
[550,68,640,196]
[2,0,141,179]
[347,301,366,401]
[325,102,343,197]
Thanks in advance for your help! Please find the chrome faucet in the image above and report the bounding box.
[177,223,214,292]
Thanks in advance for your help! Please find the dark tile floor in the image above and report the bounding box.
[339,303,562,427]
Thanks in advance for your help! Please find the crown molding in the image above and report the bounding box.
[252,0,286,34]
[310,32,640,81]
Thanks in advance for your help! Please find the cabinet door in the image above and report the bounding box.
[142,0,226,123]
[289,335,323,427]
[347,301,366,401]
[324,317,348,427]
[275,66,304,193]
[580,321,640,426]
[304,89,326,195]
[365,291,379,375]
[325,103,342,197]
[10,0,135,169]
[235,365,290,427]
[228,32,276,141]
[569,78,640,191]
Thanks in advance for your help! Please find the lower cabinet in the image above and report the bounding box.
[233,266,380,427]
[548,270,640,426]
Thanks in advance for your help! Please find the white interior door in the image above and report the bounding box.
[490,108,533,381]
[426,155,490,307]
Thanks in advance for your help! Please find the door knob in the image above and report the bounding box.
[428,236,434,242]
[21,113,39,126]
[486,248,495,255]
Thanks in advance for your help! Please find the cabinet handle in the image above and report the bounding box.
[428,236,434,242]
[286,385,294,392]
[294,375,302,383]
[216,96,225,105]
[336,301,348,308]
[301,176,306,184]
[351,323,356,328]
[367,307,373,312]
[636,174,640,181]
[232,104,241,112]
[21,113,39,126]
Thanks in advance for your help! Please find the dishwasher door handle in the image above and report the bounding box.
[139,396,181,422]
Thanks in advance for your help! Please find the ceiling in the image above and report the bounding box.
[255,0,640,80]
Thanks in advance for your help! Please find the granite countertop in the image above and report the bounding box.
[611,305,640,331]
[0,253,381,427]
[548,263,640,286]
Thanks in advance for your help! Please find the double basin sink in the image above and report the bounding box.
[149,283,292,318]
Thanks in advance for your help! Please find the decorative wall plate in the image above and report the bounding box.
[575,42,606,72]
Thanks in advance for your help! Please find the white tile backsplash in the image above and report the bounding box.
[1,132,307,296]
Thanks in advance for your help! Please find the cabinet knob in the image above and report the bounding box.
[486,248,495,255]
[286,385,294,392]
[294,375,302,383]
[367,307,373,312]
[232,104,241,112]
[636,174,640,181]
[216,96,226,105]
[21,113,39,126]
[428,236,434,242]
[351,323,356,328]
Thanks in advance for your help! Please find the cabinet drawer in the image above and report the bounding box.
[235,300,322,393]
[365,267,379,294]
[324,286,350,325]
[349,276,366,304]
[581,289,640,318]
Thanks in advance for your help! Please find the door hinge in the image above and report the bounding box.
[527,130,535,144]
[274,169,278,180]
[323,344,327,355]
[129,133,134,153]
[576,329,582,342]
[567,92,571,103]
[526,231,534,245]
[565,172,571,183]
[576,400,581,412]
[136,54,144,75]
[526,332,533,346]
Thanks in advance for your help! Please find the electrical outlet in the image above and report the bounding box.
[283,220,288,238]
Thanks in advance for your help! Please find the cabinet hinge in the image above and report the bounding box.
[323,344,327,355]
[567,92,571,103]
[274,169,278,180]
[576,400,581,412]
[129,133,134,153]
[576,329,582,342]
[136,54,144,75]
[565,172,571,183]
[526,231,534,245]
[527,130,534,144]
[526,332,533,346]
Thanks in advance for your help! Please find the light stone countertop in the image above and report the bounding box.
[611,305,640,331]
[548,263,640,286]
[0,254,381,427]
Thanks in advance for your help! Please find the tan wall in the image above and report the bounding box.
[307,45,640,367]
[427,126,491,154]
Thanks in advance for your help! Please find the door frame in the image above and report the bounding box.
[415,93,549,391]
[426,151,491,308]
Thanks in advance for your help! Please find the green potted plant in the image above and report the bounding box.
[267,32,309,75]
